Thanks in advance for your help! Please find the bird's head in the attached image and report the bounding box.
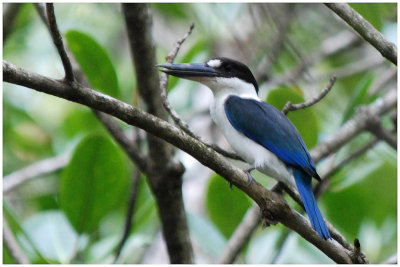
[157,57,259,96]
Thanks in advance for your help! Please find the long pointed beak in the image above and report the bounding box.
[157,63,218,79]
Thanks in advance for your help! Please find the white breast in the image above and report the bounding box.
[210,93,296,187]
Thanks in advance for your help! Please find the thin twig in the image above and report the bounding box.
[270,228,291,264]
[158,23,244,161]
[159,23,198,137]
[314,137,380,199]
[218,182,290,264]
[282,75,337,115]
[325,3,397,65]
[166,23,195,62]
[114,168,142,263]
[256,4,295,79]
[3,153,70,194]
[45,3,74,82]
[3,217,29,264]
[325,53,384,81]
[218,204,261,264]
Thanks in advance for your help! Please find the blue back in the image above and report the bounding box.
[224,95,318,179]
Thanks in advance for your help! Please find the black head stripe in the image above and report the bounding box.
[209,57,259,94]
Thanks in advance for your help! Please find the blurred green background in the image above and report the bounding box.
[3,3,397,264]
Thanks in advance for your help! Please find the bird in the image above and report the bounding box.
[157,57,331,240]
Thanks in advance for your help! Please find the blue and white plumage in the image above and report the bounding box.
[158,57,331,240]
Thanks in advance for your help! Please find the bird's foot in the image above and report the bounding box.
[244,166,256,186]
[226,166,255,189]
[227,181,233,190]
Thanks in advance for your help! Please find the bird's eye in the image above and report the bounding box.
[223,64,232,72]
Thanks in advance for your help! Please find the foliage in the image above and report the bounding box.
[3,3,397,264]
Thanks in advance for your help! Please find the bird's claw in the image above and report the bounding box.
[246,171,253,186]
[244,166,256,186]
[226,166,255,189]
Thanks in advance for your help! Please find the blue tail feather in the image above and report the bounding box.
[293,168,331,240]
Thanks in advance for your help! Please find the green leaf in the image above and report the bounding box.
[266,87,319,148]
[341,73,375,124]
[98,176,158,239]
[187,212,226,257]
[65,30,120,99]
[60,133,129,234]
[152,3,191,21]
[21,210,85,263]
[3,201,48,263]
[324,161,396,237]
[349,3,383,31]
[61,107,104,139]
[206,175,252,238]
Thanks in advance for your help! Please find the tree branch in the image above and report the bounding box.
[123,3,193,263]
[159,23,195,136]
[36,3,149,172]
[256,4,295,80]
[113,168,142,263]
[262,30,360,86]
[218,204,261,264]
[314,137,380,199]
[3,153,70,194]
[325,3,397,65]
[310,89,396,162]
[364,113,397,150]
[94,111,148,171]
[3,217,29,264]
[6,60,394,263]
[282,75,337,115]
[3,3,23,42]
[45,4,74,82]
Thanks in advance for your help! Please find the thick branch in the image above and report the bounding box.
[325,3,397,65]
[123,3,193,263]
[7,61,390,263]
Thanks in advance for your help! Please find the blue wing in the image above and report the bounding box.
[225,95,331,239]
[224,95,319,179]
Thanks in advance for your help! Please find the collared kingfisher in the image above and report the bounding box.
[157,57,331,240]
